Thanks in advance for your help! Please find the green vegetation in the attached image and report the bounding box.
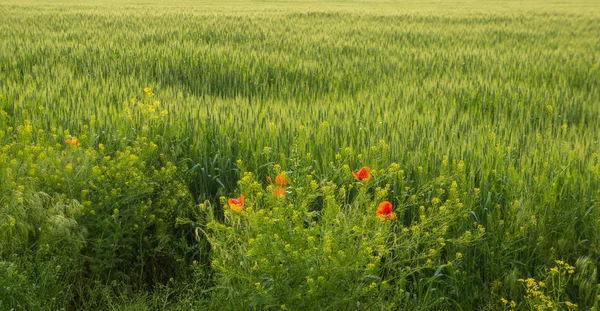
[1,0,599,309]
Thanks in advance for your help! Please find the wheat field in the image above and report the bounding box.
[1,0,599,309]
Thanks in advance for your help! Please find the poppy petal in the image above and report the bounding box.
[275,173,289,186]
[272,185,285,197]
[376,201,394,220]
[228,194,245,212]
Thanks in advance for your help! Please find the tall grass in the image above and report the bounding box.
[0,0,599,309]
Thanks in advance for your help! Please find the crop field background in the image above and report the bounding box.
[1,0,599,310]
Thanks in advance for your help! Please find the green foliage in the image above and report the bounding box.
[205,165,395,309]
[0,0,599,309]
[0,110,203,309]
[204,159,490,310]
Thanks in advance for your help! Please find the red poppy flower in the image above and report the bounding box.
[228,194,244,212]
[272,185,285,197]
[376,201,395,220]
[352,166,371,181]
[270,173,289,196]
[65,138,80,146]
[275,173,289,186]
